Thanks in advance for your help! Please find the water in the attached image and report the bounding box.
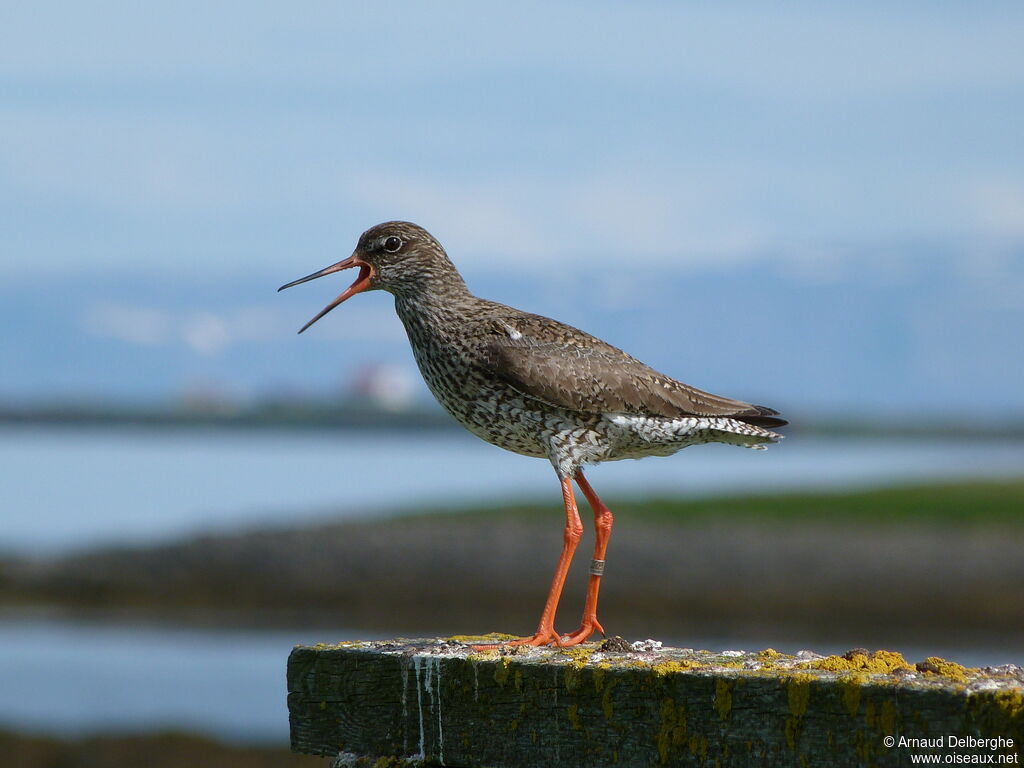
[1,427,1022,553]
[0,427,1021,742]
[0,616,1019,743]
[0,617,312,743]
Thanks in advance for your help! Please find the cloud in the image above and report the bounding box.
[967,179,1024,238]
[81,300,407,354]
[4,3,1023,95]
[83,303,232,354]
[179,312,230,355]
[349,169,769,268]
[3,2,1024,279]
[81,303,172,346]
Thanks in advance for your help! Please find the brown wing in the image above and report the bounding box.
[474,313,786,427]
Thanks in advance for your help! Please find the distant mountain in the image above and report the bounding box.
[2,243,1022,417]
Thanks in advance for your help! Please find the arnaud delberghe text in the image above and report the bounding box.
[897,735,1015,751]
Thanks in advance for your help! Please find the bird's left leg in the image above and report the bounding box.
[561,470,613,645]
[472,475,583,650]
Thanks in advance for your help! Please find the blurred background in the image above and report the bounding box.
[1,2,1022,765]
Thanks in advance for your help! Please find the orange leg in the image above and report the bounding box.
[561,470,613,645]
[473,476,583,649]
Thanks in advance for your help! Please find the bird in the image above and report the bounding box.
[279,221,786,648]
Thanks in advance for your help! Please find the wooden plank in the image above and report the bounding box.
[287,637,1023,767]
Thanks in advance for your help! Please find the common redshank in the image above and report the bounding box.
[279,221,786,647]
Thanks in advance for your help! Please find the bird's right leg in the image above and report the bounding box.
[560,470,613,645]
[473,475,582,649]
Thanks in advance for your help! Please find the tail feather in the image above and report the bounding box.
[735,404,788,429]
[704,416,784,448]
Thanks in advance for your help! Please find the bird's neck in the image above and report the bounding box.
[393,277,479,337]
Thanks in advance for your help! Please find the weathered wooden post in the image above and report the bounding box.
[288,637,1023,767]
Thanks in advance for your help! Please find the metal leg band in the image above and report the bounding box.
[590,559,605,576]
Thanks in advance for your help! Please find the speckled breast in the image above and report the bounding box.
[403,332,552,460]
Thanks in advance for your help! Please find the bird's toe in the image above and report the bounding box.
[560,616,606,646]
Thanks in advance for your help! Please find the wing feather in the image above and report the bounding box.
[473,314,786,427]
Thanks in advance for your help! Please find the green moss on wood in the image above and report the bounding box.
[289,639,1024,767]
[714,679,733,721]
[656,698,687,764]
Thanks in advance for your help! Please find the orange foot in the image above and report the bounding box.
[471,627,566,651]
[560,616,606,646]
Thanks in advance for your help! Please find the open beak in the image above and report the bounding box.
[278,256,374,333]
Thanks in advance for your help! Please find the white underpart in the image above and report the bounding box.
[605,412,776,446]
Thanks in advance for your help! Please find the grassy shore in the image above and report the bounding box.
[0,479,1020,767]
[428,478,1024,526]
[2,478,1021,647]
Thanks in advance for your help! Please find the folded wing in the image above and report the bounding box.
[475,314,787,428]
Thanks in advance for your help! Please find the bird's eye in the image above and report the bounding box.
[383,236,402,253]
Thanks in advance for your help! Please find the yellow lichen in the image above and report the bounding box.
[567,703,584,731]
[756,649,784,670]
[446,633,518,644]
[493,657,513,687]
[966,689,1024,737]
[838,676,863,716]
[687,734,709,760]
[864,700,877,728]
[879,699,897,735]
[788,675,812,717]
[656,698,687,764]
[508,703,526,733]
[714,679,733,721]
[312,640,365,650]
[804,650,911,675]
[997,690,1024,718]
[561,646,596,667]
[918,656,972,684]
[855,728,871,763]
[602,678,618,722]
[651,660,699,677]
[784,718,800,750]
[785,674,813,749]
[561,647,596,692]
[593,664,607,693]
[871,650,913,671]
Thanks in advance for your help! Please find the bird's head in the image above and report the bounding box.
[279,221,462,333]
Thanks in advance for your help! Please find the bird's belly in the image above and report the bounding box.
[438,387,552,458]
[412,354,550,458]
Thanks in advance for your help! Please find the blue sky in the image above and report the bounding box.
[2,3,1023,414]
[3,2,1023,277]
